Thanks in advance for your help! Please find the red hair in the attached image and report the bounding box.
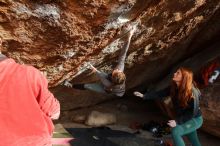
[171,67,194,107]
[112,71,126,85]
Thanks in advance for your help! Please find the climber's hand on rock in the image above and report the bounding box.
[128,25,137,38]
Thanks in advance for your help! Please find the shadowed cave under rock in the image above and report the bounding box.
[1,0,220,141]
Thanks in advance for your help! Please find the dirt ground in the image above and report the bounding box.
[59,97,220,146]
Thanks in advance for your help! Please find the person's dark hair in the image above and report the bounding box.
[112,71,126,85]
[171,67,196,107]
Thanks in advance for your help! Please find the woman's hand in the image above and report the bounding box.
[167,120,177,128]
[133,91,144,98]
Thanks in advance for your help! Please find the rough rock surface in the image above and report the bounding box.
[200,80,220,138]
[1,0,220,137]
[85,110,116,126]
[0,0,219,87]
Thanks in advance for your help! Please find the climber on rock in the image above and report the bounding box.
[64,23,137,97]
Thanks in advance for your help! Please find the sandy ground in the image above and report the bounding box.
[58,97,220,146]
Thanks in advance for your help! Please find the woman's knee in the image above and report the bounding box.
[191,116,203,130]
[171,126,183,136]
[195,116,203,127]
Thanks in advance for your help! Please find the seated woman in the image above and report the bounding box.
[134,67,203,146]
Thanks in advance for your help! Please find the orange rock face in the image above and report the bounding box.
[1,0,219,88]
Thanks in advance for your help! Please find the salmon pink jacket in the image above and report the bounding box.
[0,56,60,146]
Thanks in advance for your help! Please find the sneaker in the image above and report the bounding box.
[63,80,73,88]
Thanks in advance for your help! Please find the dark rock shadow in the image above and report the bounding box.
[66,127,156,146]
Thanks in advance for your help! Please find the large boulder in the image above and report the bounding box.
[0,0,219,87]
[200,80,220,137]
